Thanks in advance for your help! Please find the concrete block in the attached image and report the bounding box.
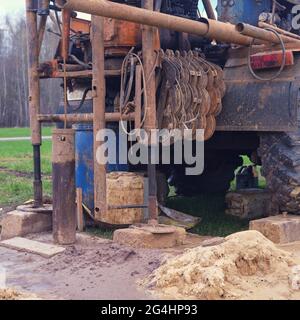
[225,189,272,219]
[0,210,52,240]
[0,237,65,258]
[250,215,300,244]
[113,226,186,249]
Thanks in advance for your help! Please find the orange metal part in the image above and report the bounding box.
[70,17,158,56]
[70,17,91,33]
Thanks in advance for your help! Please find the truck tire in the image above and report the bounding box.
[259,131,300,214]
[169,152,243,196]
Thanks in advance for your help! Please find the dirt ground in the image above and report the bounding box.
[0,232,206,300]
[0,232,299,300]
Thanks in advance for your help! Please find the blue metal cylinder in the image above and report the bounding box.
[217,0,272,26]
[74,123,129,211]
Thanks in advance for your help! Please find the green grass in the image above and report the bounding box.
[0,128,52,208]
[0,127,53,138]
[0,140,52,174]
[0,172,52,207]
[86,227,113,240]
[0,127,265,238]
[166,194,249,237]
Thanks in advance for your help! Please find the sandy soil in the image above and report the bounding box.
[144,231,300,300]
[0,231,299,300]
[0,232,206,300]
[0,288,38,300]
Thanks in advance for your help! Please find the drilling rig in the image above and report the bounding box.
[25,0,300,235]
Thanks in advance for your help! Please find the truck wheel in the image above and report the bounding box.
[169,152,243,196]
[259,131,300,214]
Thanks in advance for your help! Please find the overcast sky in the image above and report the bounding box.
[0,0,217,20]
[0,0,24,14]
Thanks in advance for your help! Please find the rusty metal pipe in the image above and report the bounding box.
[37,113,135,123]
[202,0,216,20]
[142,0,158,222]
[56,0,253,46]
[26,0,43,207]
[61,8,71,60]
[258,21,300,41]
[236,23,300,45]
[91,15,107,220]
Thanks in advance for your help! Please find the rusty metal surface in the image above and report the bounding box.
[52,129,76,245]
[258,21,300,42]
[26,0,42,146]
[26,0,43,207]
[236,23,300,45]
[37,112,135,123]
[158,50,226,140]
[56,0,256,46]
[91,15,107,221]
[38,59,122,78]
[216,52,300,132]
[61,8,71,60]
[104,18,141,56]
[142,0,158,222]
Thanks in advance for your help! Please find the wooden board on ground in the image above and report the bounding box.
[0,237,65,258]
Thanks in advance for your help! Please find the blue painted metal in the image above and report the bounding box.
[217,0,272,26]
[74,123,129,211]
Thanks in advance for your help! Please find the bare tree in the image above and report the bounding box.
[0,14,61,127]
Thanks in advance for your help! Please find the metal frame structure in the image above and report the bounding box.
[25,0,300,223]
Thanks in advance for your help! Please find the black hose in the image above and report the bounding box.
[67,87,92,112]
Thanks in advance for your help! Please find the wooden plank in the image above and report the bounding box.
[0,237,65,258]
[76,188,84,232]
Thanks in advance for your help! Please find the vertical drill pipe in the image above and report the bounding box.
[25,0,43,207]
[91,16,107,220]
[52,129,77,244]
[61,8,71,60]
[202,0,216,20]
[142,0,158,221]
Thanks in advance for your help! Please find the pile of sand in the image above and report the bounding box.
[145,231,300,300]
[0,288,37,300]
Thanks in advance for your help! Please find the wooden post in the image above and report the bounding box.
[142,0,159,222]
[91,16,107,220]
[76,188,84,232]
[52,129,76,244]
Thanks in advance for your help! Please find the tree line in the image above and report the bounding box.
[0,14,61,128]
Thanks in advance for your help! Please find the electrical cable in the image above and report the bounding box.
[247,28,286,81]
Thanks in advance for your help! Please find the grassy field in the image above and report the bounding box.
[0,128,52,207]
[0,127,265,237]
[0,127,52,138]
